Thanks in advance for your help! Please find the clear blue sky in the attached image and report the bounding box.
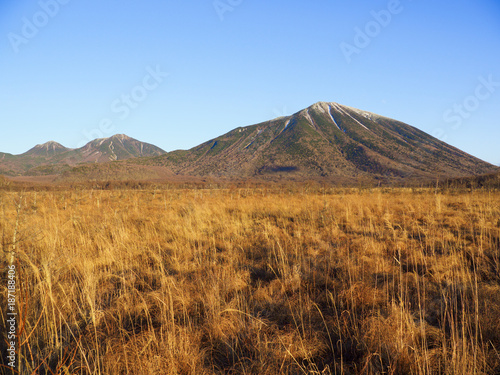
[1,0,499,165]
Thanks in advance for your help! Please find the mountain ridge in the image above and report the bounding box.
[137,101,496,181]
[0,134,166,176]
[1,101,498,182]
[23,141,71,157]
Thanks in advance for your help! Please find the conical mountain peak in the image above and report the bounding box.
[23,141,70,156]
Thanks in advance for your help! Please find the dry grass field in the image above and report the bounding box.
[1,186,500,374]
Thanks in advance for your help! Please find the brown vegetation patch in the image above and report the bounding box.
[1,187,499,374]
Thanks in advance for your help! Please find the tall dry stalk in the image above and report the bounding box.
[0,187,498,374]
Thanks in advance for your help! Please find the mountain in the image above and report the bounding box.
[73,134,166,163]
[0,135,166,176]
[23,141,70,157]
[138,101,496,182]
[2,102,497,183]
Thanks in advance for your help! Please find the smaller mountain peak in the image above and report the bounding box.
[23,141,69,156]
[84,134,135,147]
[111,134,133,141]
[38,141,66,148]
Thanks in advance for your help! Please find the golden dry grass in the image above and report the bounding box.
[1,187,500,374]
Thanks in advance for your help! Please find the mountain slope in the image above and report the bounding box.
[72,134,166,163]
[2,102,497,182]
[142,102,496,181]
[23,141,70,157]
[0,135,166,176]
